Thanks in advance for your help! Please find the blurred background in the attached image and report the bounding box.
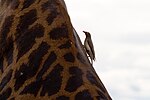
[65,0,150,100]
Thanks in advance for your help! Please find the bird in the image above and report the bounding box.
[83,31,95,64]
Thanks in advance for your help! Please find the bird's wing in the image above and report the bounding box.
[87,38,95,60]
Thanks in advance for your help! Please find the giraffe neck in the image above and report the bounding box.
[0,0,111,99]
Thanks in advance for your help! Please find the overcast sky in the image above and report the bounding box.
[65,0,150,100]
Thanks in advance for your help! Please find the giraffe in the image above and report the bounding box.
[0,0,112,100]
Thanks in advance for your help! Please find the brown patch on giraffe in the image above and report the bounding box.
[41,0,59,25]
[46,11,59,25]
[58,40,72,49]
[41,1,50,11]
[20,78,42,96]
[14,42,50,91]
[41,1,54,11]
[15,9,37,39]
[65,66,83,92]
[22,0,36,10]
[36,51,57,80]
[16,24,44,60]
[40,64,63,96]
[14,64,28,91]
[20,64,63,96]
[0,69,13,91]
[15,9,39,60]
[0,15,14,54]
[4,36,14,65]
[48,24,69,40]
[56,96,69,100]
[41,0,58,12]
[0,15,14,37]
[0,87,12,100]
[0,57,4,72]
[75,90,93,100]
[63,52,75,63]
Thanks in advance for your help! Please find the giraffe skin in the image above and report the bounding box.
[0,0,112,100]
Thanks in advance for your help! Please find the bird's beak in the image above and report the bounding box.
[83,31,88,36]
[83,31,86,33]
[83,31,87,34]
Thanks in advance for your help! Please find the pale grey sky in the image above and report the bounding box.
[65,0,150,100]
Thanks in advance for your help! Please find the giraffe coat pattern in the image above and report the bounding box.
[0,0,112,99]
